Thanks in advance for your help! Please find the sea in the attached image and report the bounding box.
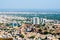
[0,12,60,20]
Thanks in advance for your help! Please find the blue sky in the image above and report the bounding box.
[0,0,60,10]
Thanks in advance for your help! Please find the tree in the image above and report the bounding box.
[44,31,50,34]
[20,34,24,38]
[38,28,42,33]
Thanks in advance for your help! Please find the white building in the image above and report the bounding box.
[33,17,40,24]
[40,18,47,24]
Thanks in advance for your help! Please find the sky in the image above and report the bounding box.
[0,0,60,10]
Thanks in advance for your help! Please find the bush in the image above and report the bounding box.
[0,38,13,40]
[29,36,35,39]
[6,24,10,26]
[0,23,3,26]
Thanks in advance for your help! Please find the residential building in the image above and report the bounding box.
[33,17,40,24]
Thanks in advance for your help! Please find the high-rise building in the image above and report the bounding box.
[33,17,40,24]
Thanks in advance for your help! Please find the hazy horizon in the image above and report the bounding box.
[0,0,60,14]
[0,0,60,9]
